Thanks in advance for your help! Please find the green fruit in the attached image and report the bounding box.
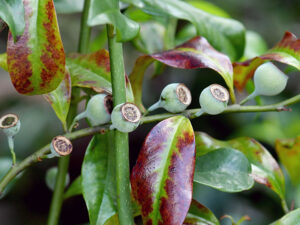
[196,84,229,116]
[254,62,288,96]
[148,83,192,113]
[0,114,21,137]
[240,62,288,104]
[70,93,113,130]
[49,136,73,158]
[111,103,141,133]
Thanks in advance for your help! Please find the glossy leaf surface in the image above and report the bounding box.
[44,69,71,129]
[7,0,65,95]
[88,0,139,42]
[275,136,300,185]
[64,176,82,199]
[270,208,300,225]
[183,200,219,225]
[195,132,285,199]
[130,36,234,111]
[234,31,300,91]
[123,0,245,60]
[67,49,134,102]
[194,148,254,192]
[53,0,84,14]
[0,0,25,40]
[131,116,195,225]
[82,132,117,225]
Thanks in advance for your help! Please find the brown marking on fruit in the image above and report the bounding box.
[52,136,72,156]
[6,0,33,94]
[0,114,19,128]
[121,103,141,123]
[40,0,65,89]
[176,84,191,105]
[104,95,113,114]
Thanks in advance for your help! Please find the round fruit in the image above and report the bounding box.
[111,103,141,133]
[196,84,229,116]
[49,136,73,158]
[148,83,192,113]
[0,113,21,137]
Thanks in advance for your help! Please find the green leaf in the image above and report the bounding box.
[64,176,82,199]
[44,68,71,130]
[123,0,245,60]
[270,208,300,225]
[0,0,25,40]
[45,167,70,191]
[195,132,285,200]
[0,157,21,198]
[129,36,235,111]
[82,132,117,225]
[53,0,84,14]
[194,148,254,192]
[234,31,300,91]
[6,0,66,95]
[185,0,230,18]
[275,136,300,185]
[88,0,139,42]
[183,199,220,225]
[242,30,268,60]
[67,49,134,102]
[131,116,195,225]
[0,52,7,71]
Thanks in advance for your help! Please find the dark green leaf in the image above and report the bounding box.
[195,132,285,200]
[0,0,25,40]
[7,0,66,95]
[88,0,139,42]
[194,148,254,192]
[183,199,219,225]
[82,132,117,225]
[275,136,300,185]
[123,0,245,60]
[64,176,82,199]
[270,208,300,225]
[131,116,195,225]
[53,0,84,14]
[44,69,71,130]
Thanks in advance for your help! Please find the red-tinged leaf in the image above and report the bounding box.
[275,136,300,185]
[183,200,219,225]
[129,36,235,111]
[67,49,134,102]
[234,31,300,91]
[0,53,7,71]
[6,0,65,95]
[131,116,195,225]
[44,68,71,129]
[195,132,285,200]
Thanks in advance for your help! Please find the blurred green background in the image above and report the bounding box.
[0,0,300,224]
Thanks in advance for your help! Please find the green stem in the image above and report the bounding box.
[78,0,91,54]
[107,22,134,225]
[281,199,289,214]
[0,94,299,194]
[47,156,70,225]
[48,0,91,224]
[7,136,16,166]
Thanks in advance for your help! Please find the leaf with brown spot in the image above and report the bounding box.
[195,132,285,200]
[67,49,134,102]
[44,68,71,130]
[6,0,65,95]
[275,136,300,185]
[183,200,219,225]
[234,31,300,91]
[131,116,195,225]
[129,36,235,112]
